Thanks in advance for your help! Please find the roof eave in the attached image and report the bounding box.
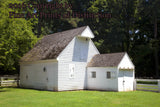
[87,66,118,68]
[20,59,58,64]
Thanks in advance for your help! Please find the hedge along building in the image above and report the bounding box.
[20,26,135,91]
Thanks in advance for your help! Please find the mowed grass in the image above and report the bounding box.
[0,88,160,107]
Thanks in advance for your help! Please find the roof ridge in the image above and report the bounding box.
[44,26,88,37]
[101,52,126,55]
[99,52,126,55]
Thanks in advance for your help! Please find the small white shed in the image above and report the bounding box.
[87,52,135,91]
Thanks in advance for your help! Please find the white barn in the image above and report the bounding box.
[20,26,135,91]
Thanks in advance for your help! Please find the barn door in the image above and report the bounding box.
[122,71,126,91]
[122,70,133,91]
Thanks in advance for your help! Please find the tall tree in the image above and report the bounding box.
[135,0,160,78]
[0,0,38,74]
[25,0,81,36]
[85,0,138,53]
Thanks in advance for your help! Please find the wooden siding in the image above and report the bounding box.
[118,53,134,69]
[87,39,100,62]
[87,67,118,91]
[20,61,58,91]
[81,26,94,38]
[57,37,99,91]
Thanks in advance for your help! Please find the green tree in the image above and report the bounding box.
[0,0,38,74]
[134,0,160,78]
[86,0,160,78]
[85,0,138,53]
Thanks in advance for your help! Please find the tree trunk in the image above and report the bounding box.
[38,18,42,37]
[154,15,159,78]
[154,49,159,78]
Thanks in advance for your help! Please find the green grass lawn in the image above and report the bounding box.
[0,87,160,107]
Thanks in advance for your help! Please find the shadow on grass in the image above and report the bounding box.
[1,86,159,94]
[12,87,57,92]
[0,86,18,92]
[0,90,8,92]
[0,86,49,92]
[0,87,8,92]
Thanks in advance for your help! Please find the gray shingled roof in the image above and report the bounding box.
[20,26,87,62]
[87,52,126,67]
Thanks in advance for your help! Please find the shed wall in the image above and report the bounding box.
[87,67,118,91]
[20,61,58,91]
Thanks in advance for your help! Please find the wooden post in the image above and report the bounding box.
[158,80,160,93]
[133,79,137,91]
[0,77,1,86]
[17,76,20,87]
[0,77,3,86]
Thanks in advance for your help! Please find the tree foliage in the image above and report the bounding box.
[0,0,37,74]
[0,0,159,78]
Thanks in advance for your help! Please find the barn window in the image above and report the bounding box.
[106,72,111,79]
[69,64,75,78]
[91,72,96,78]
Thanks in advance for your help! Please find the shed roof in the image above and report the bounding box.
[87,52,126,67]
[20,26,87,62]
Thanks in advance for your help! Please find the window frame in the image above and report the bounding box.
[91,71,96,78]
[106,71,111,79]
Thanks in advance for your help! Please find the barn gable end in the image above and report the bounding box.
[118,53,135,70]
